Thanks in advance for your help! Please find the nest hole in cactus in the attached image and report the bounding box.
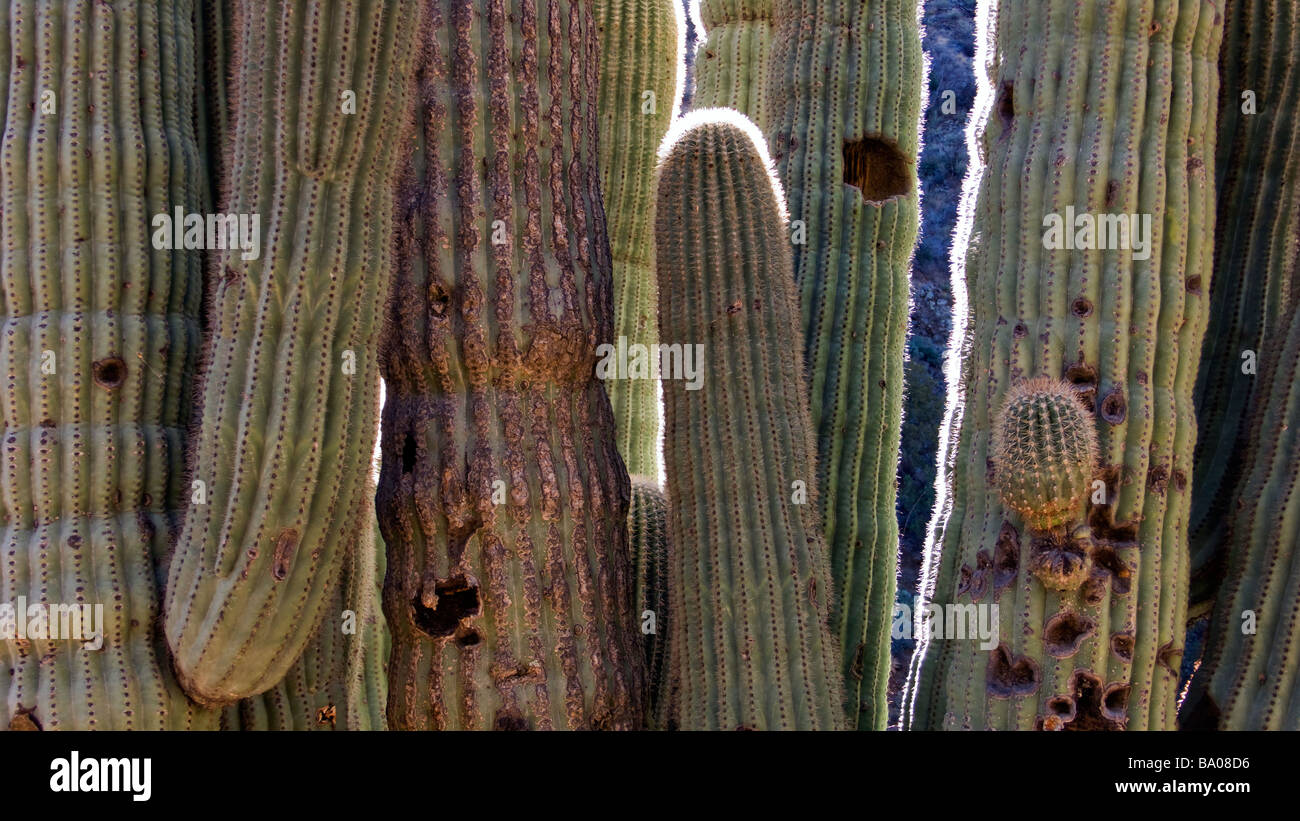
[843,135,912,203]
[412,576,481,638]
[92,356,127,389]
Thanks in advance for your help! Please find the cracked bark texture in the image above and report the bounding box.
[376,0,644,731]
[905,0,1222,731]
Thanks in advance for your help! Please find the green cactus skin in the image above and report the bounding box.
[656,111,845,731]
[1183,306,1300,730]
[376,0,644,731]
[162,0,422,705]
[596,0,683,479]
[0,0,218,730]
[1188,0,1300,606]
[224,510,387,731]
[628,476,668,723]
[905,0,1223,731]
[691,1,775,122]
[991,377,1100,534]
[763,0,923,730]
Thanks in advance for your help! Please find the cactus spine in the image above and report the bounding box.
[1,0,217,730]
[691,1,775,122]
[656,111,845,731]
[595,0,683,478]
[163,0,421,704]
[764,0,923,730]
[628,476,668,722]
[906,0,1223,731]
[1189,0,1300,603]
[376,0,644,731]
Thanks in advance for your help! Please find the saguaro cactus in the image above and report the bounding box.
[163,0,422,704]
[628,476,669,722]
[764,0,924,730]
[656,111,845,731]
[1,0,216,729]
[906,0,1222,731]
[1188,0,1299,602]
[1183,306,1300,729]
[690,1,775,122]
[376,0,644,731]
[595,0,683,478]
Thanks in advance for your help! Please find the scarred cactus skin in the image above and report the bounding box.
[1,0,217,730]
[596,0,683,478]
[628,476,668,724]
[163,0,422,705]
[376,0,645,731]
[656,111,845,731]
[691,1,775,121]
[1183,306,1300,730]
[991,377,1099,533]
[765,0,924,730]
[905,0,1222,731]
[1188,0,1300,606]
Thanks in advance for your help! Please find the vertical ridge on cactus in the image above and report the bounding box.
[1,0,217,730]
[1188,0,1300,605]
[375,0,645,731]
[595,0,684,478]
[765,0,924,730]
[628,476,669,725]
[691,0,776,123]
[656,110,845,731]
[162,0,422,705]
[905,0,1223,731]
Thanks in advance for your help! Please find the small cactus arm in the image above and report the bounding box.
[628,476,669,724]
[224,506,387,731]
[655,111,845,731]
[1182,305,1300,730]
[595,0,684,478]
[764,0,924,730]
[1188,0,1300,607]
[690,0,775,122]
[904,0,1222,731]
[1,0,218,729]
[162,0,422,705]
[375,0,645,731]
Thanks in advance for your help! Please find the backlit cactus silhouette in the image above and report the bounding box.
[765,0,924,730]
[596,0,684,477]
[375,0,645,731]
[629,476,669,724]
[1183,306,1300,730]
[163,0,422,705]
[906,0,1223,731]
[656,111,845,731]
[691,1,775,121]
[1,0,217,730]
[1189,0,1300,604]
[991,377,1099,533]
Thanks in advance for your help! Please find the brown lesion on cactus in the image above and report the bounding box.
[1071,297,1094,318]
[1065,361,1098,411]
[1111,632,1135,663]
[1147,464,1169,494]
[995,81,1015,129]
[986,643,1041,699]
[92,355,127,389]
[270,528,299,581]
[1061,670,1126,730]
[1186,275,1202,294]
[842,135,913,204]
[1099,386,1127,424]
[1157,641,1182,675]
[1044,610,1096,658]
[316,704,336,727]
[1102,682,1130,722]
[993,522,1019,596]
[1081,568,1108,605]
[7,709,41,731]
[494,709,529,731]
[412,574,481,639]
[1090,544,1132,595]
[1028,528,1091,591]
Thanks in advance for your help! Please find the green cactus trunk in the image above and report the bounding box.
[691,1,775,122]
[595,0,682,479]
[1188,0,1300,606]
[656,112,845,731]
[628,476,668,724]
[905,0,1223,731]
[764,0,923,730]
[0,0,217,730]
[163,0,421,705]
[375,0,644,731]
[1183,305,1300,729]
[224,509,387,731]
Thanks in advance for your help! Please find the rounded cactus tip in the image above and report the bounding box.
[655,107,789,220]
[991,376,1099,532]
